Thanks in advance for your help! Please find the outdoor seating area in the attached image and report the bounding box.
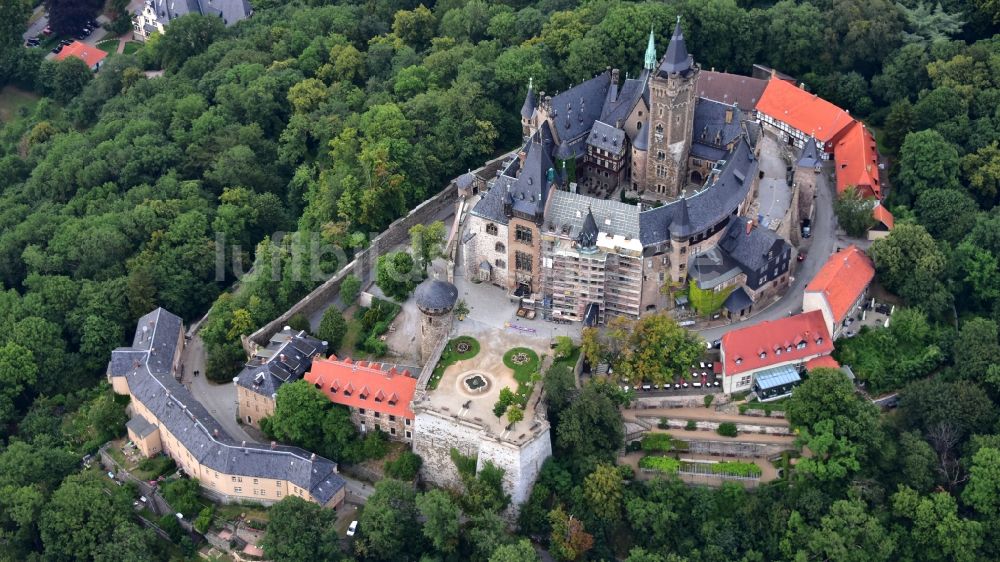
[623,361,722,395]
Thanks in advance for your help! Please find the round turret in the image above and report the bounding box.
[414,279,458,316]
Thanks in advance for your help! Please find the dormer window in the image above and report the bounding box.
[759,352,766,359]
[775,349,781,356]
[786,345,793,353]
[735,357,743,365]
[816,337,824,345]
[797,342,806,350]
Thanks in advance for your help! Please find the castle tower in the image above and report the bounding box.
[644,17,699,200]
[520,78,536,138]
[414,278,458,363]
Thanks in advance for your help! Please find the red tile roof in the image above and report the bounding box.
[755,78,854,143]
[805,355,840,371]
[304,356,417,419]
[721,310,833,377]
[834,121,881,199]
[54,41,107,69]
[872,204,894,230]
[805,246,875,327]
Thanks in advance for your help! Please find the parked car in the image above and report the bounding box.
[42,25,52,35]
[51,45,63,54]
[346,521,358,537]
[797,252,806,262]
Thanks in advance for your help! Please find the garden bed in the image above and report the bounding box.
[428,336,481,390]
[502,347,540,385]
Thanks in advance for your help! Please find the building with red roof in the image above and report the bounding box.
[834,121,881,199]
[755,78,854,152]
[720,310,833,393]
[304,356,417,441]
[805,355,841,371]
[802,246,875,339]
[870,204,894,240]
[54,41,107,71]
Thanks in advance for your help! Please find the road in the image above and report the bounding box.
[180,334,255,444]
[697,159,838,342]
[23,6,48,41]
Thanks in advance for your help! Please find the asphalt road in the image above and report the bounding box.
[697,161,838,342]
[22,7,47,41]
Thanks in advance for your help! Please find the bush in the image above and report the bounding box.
[710,461,762,477]
[685,420,697,431]
[385,451,423,480]
[317,307,347,351]
[194,506,214,534]
[641,433,674,452]
[340,274,361,304]
[162,478,203,518]
[287,313,311,333]
[716,422,738,437]
[657,417,669,429]
[360,429,389,460]
[704,395,714,408]
[626,440,642,452]
[638,455,681,473]
[136,455,176,479]
[158,513,185,542]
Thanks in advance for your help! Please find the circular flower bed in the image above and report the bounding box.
[510,352,530,365]
[502,347,540,386]
[456,341,472,354]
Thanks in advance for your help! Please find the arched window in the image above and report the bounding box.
[486,223,498,235]
[495,242,505,252]
[636,121,642,130]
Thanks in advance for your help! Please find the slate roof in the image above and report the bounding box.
[509,141,555,217]
[235,328,326,399]
[719,217,787,274]
[723,286,753,313]
[110,308,345,505]
[456,171,475,190]
[586,121,627,156]
[688,246,742,290]
[546,190,640,240]
[797,137,821,168]
[549,72,612,143]
[127,414,157,439]
[555,139,574,160]
[639,136,757,245]
[696,71,767,109]
[148,0,250,27]
[521,86,536,120]
[470,174,514,224]
[578,207,599,247]
[659,19,694,77]
[415,279,458,311]
[600,77,647,129]
[691,99,743,161]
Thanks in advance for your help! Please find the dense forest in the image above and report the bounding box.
[1,0,1000,560]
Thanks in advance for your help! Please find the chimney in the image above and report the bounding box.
[213,429,219,437]
[611,68,619,84]
[725,109,733,124]
[279,354,286,363]
[310,453,316,461]
[270,441,276,449]
[745,221,753,235]
[799,82,806,90]
[771,67,776,79]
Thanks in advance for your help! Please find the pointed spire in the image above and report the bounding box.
[797,135,820,168]
[660,16,692,76]
[521,77,536,120]
[579,206,599,248]
[644,26,657,70]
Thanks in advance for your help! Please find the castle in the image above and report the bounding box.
[463,19,792,324]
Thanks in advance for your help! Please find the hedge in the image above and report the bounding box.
[638,455,681,473]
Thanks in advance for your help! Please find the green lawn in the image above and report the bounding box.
[428,336,481,390]
[502,347,540,386]
[122,41,141,55]
[95,39,119,55]
[0,86,39,123]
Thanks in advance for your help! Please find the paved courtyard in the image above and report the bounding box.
[755,133,793,229]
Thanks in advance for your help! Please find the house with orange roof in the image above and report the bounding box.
[54,41,107,71]
[304,356,417,442]
[834,121,881,199]
[754,77,854,153]
[870,203,894,240]
[719,309,833,394]
[802,245,875,339]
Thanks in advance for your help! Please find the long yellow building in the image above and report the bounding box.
[108,308,345,508]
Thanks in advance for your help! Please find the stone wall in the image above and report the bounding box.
[412,409,552,514]
[650,417,792,436]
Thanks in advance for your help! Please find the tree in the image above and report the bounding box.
[287,312,311,333]
[356,479,421,561]
[553,336,574,360]
[898,1,965,44]
[45,0,102,36]
[156,14,227,71]
[555,381,624,474]
[408,221,446,273]
[385,451,422,480]
[265,380,361,461]
[416,490,460,555]
[914,188,979,244]
[340,274,361,305]
[39,472,132,561]
[37,57,93,104]
[834,187,876,237]
[868,223,949,313]
[264,496,340,562]
[0,342,37,424]
[953,318,1000,386]
[161,478,203,518]
[963,446,1000,518]
[580,327,602,367]
[376,251,418,301]
[506,404,524,426]
[961,142,1000,207]
[892,486,983,562]
[897,130,961,203]
[616,314,704,386]
[490,539,540,562]
[795,419,861,481]
[898,378,998,440]
[765,0,828,76]
[392,5,437,51]
[543,362,576,416]
[783,499,895,562]
[896,431,939,492]
[316,307,347,351]
[0,0,31,49]
[549,506,594,562]
[582,463,624,523]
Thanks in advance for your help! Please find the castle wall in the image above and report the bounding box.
[465,215,509,286]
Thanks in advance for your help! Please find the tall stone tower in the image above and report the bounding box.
[520,78,536,138]
[414,278,458,363]
[645,17,699,200]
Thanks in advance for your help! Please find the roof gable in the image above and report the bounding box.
[834,121,881,198]
[755,78,853,143]
[304,357,417,419]
[804,245,875,325]
[55,41,107,68]
[721,310,833,376]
